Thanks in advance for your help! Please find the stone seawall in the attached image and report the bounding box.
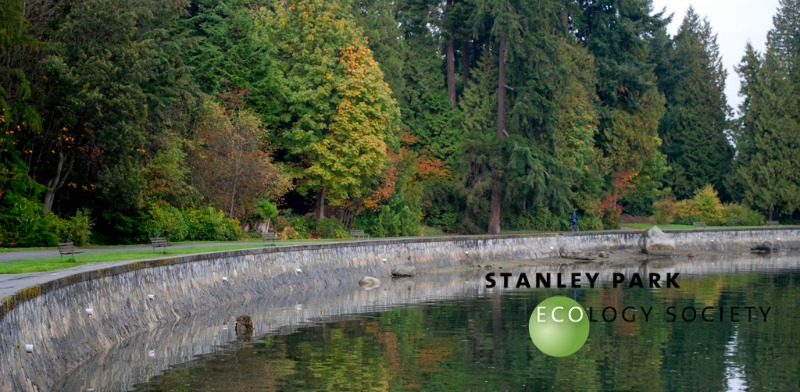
[2,229,799,391]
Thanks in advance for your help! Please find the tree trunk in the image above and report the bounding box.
[316,187,327,221]
[43,151,74,214]
[488,184,503,234]
[496,34,507,139]
[229,182,237,218]
[446,0,456,109]
[488,33,508,235]
[462,40,470,87]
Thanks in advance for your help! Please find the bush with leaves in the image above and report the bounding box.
[651,198,676,224]
[722,204,764,226]
[185,207,242,241]
[653,185,754,226]
[146,203,189,241]
[0,194,57,247]
[52,209,94,246]
[360,203,422,238]
[691,185,725,225]
[273,214,312,240]
[316,218,349,239]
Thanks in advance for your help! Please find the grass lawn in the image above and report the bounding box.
[0,244,269,274]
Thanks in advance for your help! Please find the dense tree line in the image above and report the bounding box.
[0,0,794,246]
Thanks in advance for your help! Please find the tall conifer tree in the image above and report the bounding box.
[658,8,733,199]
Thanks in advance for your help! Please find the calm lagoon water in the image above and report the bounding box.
[131,265,800,391]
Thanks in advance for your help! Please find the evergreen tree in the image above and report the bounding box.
[737,50,800,219]
[658,8,733,200]
[573,0,669,222]
[457,53,498,233]
[735,0,800,220]
[0,0,54,246]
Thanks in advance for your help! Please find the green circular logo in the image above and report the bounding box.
[529,296,590,357]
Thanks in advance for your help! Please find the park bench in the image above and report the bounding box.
[767,220,780,225]
[261,231,277,246]
[58,242,83,261]
[150,237,170,254]
[350,229,367,240]
[692,222,707,227]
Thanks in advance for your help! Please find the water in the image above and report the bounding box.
[131,268,800,391]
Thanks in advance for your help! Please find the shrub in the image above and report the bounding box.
[654,186,744,226]
[186,207,241,241]
[692,185,724,225]
[249,199,279,223]
[672,199,699,225]
[723,203,765,226]
[531,209,560,231]
[316,218,349,239]
[146,203,189,241]
[651,198,676,224]
[273,214,312,239]
[360,203,422,237]
[53,209,94,245]
[0,193,57,247]
[398,206,422,236]
[579,216,604,231]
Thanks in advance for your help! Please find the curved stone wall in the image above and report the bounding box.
[1,229,798,391]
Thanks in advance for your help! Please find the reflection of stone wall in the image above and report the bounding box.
[1,229,799,391]
[53,272,484,391]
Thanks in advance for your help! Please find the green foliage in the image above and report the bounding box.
[361,203,422,238]
[185,207,241,241]
[652,185,725,225]
[145,141,200,208]
[274,214,312,240]
[736,47,800,218]
[250,199,279,222]
[623,154,671,216]
[657,9,733,199]
[0,193,56,247]
[691,185,725,225]
[579,216,604,232]
[257,0,400,211]
[316,218,349,239]
[146,203,189,241]
[2,0,791,244]
[51,209,94,246]
[722,203,765,226]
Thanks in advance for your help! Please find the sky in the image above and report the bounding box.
[650,0,781,115]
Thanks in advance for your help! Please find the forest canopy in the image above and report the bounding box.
[1,0,795,246]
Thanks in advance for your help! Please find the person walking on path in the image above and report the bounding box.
[570,211,579,233]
